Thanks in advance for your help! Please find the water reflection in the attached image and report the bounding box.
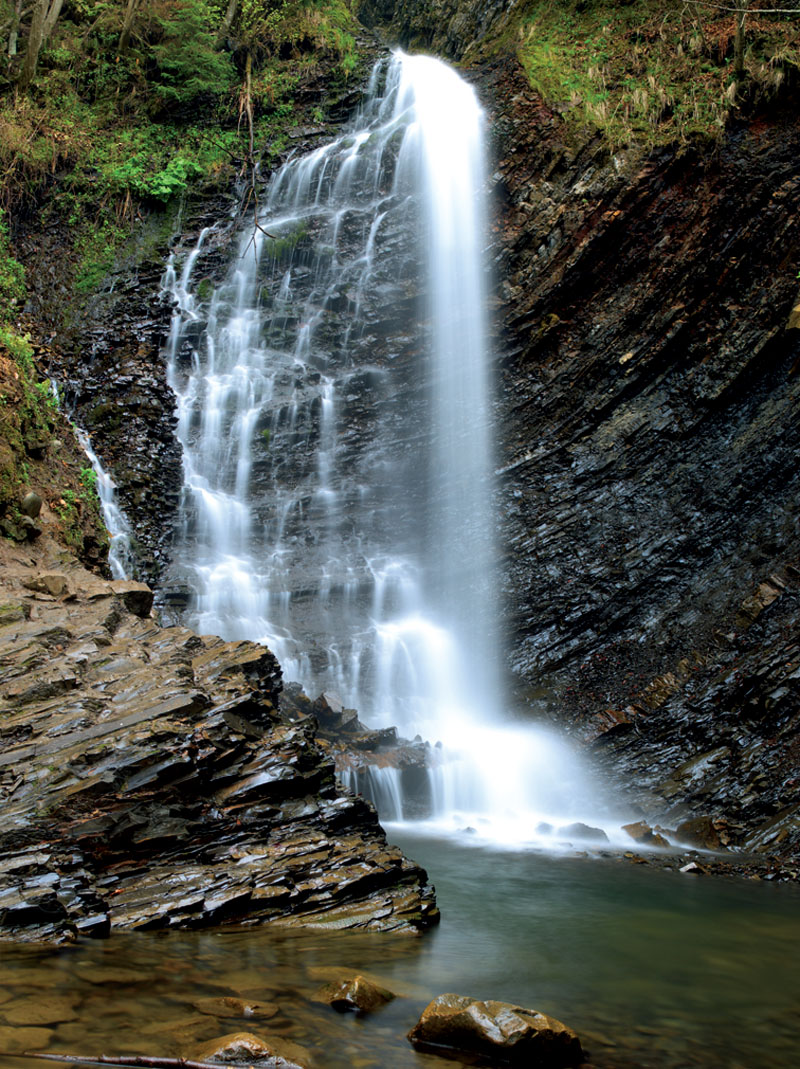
[1,841,798,1069]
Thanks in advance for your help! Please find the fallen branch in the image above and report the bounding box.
[4,1055,235,1069]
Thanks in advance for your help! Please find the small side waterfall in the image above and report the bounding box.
[74,428,134,581]
[163,51,623,846]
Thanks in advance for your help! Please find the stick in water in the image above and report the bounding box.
[2,1056,271,1069]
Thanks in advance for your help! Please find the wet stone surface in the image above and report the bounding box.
[0,536,438,941]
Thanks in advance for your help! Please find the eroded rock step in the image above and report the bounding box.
[0,539,438,941]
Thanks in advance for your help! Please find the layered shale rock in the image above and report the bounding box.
[0,538,438,941]
[480,58,800,863]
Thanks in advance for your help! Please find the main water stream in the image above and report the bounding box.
[161,49,626,841]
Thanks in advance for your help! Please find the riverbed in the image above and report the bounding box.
[1,836,798,1069]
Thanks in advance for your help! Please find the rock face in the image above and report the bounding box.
[479,57,800,863]
[0,538,438,941]
[355,0,516,59]
[407,993,583,1067]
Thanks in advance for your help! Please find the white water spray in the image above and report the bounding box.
[163,52,626,848]
[74,428,134,581]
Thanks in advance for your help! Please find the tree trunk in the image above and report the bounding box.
[17,0,47,90]
[41,0,63,46]
[118,0,142,55]
[733,0,747,81]
[218,0,238,41]
[7,0,23,58]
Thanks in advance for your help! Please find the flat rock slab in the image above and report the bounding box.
[0,1025,54,1052]
[1,993,80,1026]
[193,997,279,1020]
[408,993,584,1067]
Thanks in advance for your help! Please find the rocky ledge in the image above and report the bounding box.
[0,537,438,942]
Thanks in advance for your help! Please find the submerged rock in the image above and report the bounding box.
[193,997,279,1020]
[314,973,397,1014]
[407,993,583,1066]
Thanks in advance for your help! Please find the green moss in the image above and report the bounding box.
[0,209,25,324]
[73,221,127,295]
[0,602,26,626]
[265,221,309,261]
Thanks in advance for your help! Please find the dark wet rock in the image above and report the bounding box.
[0,540,438,942]
[621,822,670,849]
[355,0,516,61]
[557,823,609,844]
[314,973,396,1014]
[311,691,364,733]
[191,1031,310,1069]
[675,816,725,851]
[407,993,584,1066]
[465,54,800,867]
[282,683,435,820]
[193,997,279,1021]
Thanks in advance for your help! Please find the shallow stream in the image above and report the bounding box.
[1,837,798,1069]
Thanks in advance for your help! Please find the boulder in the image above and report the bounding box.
[407,993,583,1066]
[20,491,43,518]
[314,973,396,1013]
[557,822,609,843]
[191,1031,310,1069]
[679,861,707,875]
[110,580,154,617]
[622,821,670,849]
[22,572,69,597]
[675,816,723,850]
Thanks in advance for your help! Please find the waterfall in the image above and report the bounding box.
[162,51,623,847]
[74,428,134,581]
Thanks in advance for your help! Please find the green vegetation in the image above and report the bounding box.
[0,0,366,305]
[518,0,800,148]
[0,209,25,323]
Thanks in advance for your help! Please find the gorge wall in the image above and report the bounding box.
[485,58,800,862]
[17,6,800,867]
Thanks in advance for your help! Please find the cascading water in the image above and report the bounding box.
[163,51,627,847]
[75,428,134,580]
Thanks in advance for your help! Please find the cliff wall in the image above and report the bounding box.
[483,57,800,860]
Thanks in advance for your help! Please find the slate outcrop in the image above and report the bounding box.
[0,537,438,941]
[485,59,800,862]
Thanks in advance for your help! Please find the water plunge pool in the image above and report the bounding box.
[2,839,798,1069]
